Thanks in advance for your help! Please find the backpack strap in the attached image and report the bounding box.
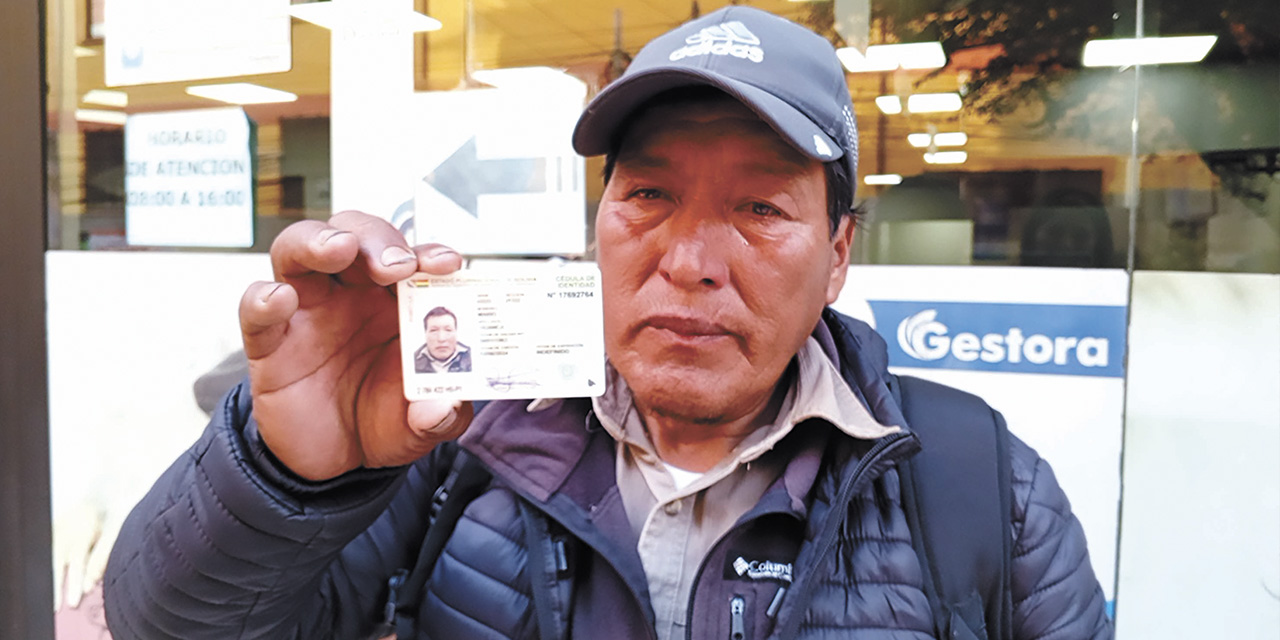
[367,444,492,640]
[889,374,1013,640]
[518,501,577,640]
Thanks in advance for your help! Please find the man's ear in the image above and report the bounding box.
[825,215,856,304]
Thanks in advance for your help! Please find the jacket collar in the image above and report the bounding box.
[460,309,911,507]
[819,307,909,430]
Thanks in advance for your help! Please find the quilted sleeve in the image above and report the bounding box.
[1008,435,1113,640]
[102,381,442,640]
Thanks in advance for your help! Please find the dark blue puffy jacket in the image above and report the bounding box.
[103,311,1112,639]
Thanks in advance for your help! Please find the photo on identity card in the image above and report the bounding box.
[397,261,607,402]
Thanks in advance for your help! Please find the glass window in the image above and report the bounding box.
[44,0,1280,261]
[1133,3,1280,272]
[843,1,1277,272]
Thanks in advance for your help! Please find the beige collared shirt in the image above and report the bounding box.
[588,337,899,640]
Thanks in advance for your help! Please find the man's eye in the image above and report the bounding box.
[630,188,664,200]
[749,202,783,217]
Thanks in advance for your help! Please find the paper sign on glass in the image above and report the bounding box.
[397,261,606,401]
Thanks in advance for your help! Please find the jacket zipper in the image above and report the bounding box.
[502,410,914,640]
[730,595,747,640]
[684,511,789,639]
[773,431,917,639]
[521,411,661,640]
[681,431,916,640]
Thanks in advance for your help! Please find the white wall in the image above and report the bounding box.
[47,251,271,634]
[1116,271,1280,637]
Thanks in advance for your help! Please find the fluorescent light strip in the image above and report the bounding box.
[909,132,968,147]
[907,133,932,148]
[74,46,99,58]
[907,93,962,113]
[875,95,903,115]
[186,83,298,105]
[83,89,129,108]
[288,1,442,32]
[1083,35,1217,67]
[837,42,946,73]
[76,109,127,126]
[924,151,968,164]
[893,43,947,69]
[864,174,904,186]
[471,67,585,93]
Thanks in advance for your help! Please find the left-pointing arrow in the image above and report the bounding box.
[423,137,548,218]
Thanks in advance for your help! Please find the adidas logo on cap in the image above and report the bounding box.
[669,20,765,63]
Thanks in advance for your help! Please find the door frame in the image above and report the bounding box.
[0,0,55,636]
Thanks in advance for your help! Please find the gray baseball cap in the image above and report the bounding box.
[572,5,859,199]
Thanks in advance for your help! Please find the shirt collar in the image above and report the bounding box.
[585,337,900,469]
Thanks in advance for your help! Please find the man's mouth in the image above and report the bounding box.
[643,315,732,338]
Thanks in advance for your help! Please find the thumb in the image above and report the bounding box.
[407,399,473,441]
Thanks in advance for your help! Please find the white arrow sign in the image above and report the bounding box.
[411,83,587,256]
[327,0,587,255]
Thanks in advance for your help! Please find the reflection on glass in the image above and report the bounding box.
[842,0,1277,273]
[41,0,1277,272]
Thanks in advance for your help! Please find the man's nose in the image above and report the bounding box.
[657,209,732,290]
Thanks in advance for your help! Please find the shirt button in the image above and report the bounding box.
[664,501,681,516]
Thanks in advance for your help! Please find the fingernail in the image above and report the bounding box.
[426,246,459,260]
[319,229,350,245]
[427,407,459,434]
[381,246,416,267]
[259,283,285,304]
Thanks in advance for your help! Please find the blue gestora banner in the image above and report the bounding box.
[869,300,1128,378]
[835,265,1131,609]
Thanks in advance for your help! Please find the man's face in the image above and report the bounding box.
[596,96,854,424]
[425,314,458,361]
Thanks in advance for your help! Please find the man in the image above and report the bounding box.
[414,306,471,373]
[104,7,1111,640]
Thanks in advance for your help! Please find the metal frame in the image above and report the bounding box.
[0,0,55,636]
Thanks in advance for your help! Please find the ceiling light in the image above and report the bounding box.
[875,95,903,115]
[83,89,129,108]
[186,83,298,105]
[891,42,947,69]
[910,131,968,148]
[924,151,968,164]
[933,132,968,146]
[864,174,904,186]
[907,93,962,113]
[471,67,586,94]
[76,109,127,126]
[1083,35,1217,67]
[837,42,946,73]
[288,1,442,32]
[907,133,932,148]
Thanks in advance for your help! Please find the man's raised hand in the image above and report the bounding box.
[238,210,473,481]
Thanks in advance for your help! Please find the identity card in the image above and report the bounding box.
[397,260,606,402]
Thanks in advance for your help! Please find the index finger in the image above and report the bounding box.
[269,219,361,281]
[324,211,468,285]
[268,220,361,308]
[327,210,424,287]
[269,212,465,294]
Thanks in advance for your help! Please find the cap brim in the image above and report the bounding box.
[572,67,843,164]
